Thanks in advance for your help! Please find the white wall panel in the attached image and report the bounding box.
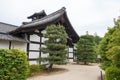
[69,59,73,62]
[69,48,73,52]
[29,52,39,59]
[0,40,9,49]
[69,53,73,57]
[42,37,48,43]
[41,52,49,57]
[30,34,40,42]
[29,43,39,50]
[41,44,47,48]
[29,61,38,65]
[11,41,27,50]
[41,61,48,64]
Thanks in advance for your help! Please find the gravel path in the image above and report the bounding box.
[28,63,104,80]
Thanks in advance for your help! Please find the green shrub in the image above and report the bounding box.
[105,67,120,80]
[107,46,120,68]
[29,64,46,76]
[29,64,40,76]
[39,64,46,70]
[100,61,111,70]
[0,49,29,80]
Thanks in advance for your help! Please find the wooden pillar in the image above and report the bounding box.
[67,48,69,62]
[73,46,75,62]
[9,41,11,49]
[39,35,42,65]
[27,35,30,59]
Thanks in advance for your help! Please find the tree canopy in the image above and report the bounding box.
[76,34,97,64]
[98,17,120,69]
[40,25,67,70]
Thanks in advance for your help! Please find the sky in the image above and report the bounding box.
[0,0,120,37]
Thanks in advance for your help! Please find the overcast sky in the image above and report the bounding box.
[0,0,120,37]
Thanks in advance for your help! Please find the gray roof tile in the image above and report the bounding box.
[0,22,18,33]
[0,33,29,43]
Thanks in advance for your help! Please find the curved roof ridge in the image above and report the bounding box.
[21,7,66,27]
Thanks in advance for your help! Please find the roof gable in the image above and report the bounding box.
[10,7,79,43]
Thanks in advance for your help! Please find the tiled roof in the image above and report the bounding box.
[21,7,65,28]
[0,33,28,42]
[10,7,79,43]
[0,22,17,33]
[0,22,28,42]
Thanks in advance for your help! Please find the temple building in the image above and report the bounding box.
[0,7,79,64]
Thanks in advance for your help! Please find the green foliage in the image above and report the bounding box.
[29,64,46,76]
[98,17,120,80]
[98,27,115,61]
[94,35,102,45]
[0,49,29,80]
[100,61,111,70]
[98,28,114,70]
[98,17,120,70]
[107,46,120,67]
[39,65,46,70]
[40,25,67,69]
[105,67,120,80]
[76,34,97,64]
[29,64,40,76]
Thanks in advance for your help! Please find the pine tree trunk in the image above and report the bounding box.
[84,61,87,65]
[77,59,79,64]
[48,63,53,71]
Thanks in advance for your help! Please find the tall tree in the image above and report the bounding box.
[98,17,120,69]
[76,34,96,65]
[98,27,115,70]
[94,35,102,45]
[93,35,102,62]
[41,25,67,70]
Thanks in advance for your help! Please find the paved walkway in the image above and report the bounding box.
[28,63,104,80]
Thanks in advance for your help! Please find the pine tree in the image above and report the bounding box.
[41,25,67,70]
[76,34,96,65]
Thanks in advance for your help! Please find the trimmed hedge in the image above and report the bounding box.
[105,67,120,80]
[0,49,29,80]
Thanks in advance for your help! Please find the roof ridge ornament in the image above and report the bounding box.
[62,7,66,10]
[27,10,47,21]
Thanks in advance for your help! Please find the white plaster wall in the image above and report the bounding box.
[41,52,49,57]
[0,40,9,49]
[30,34,40,42]
[11,41,27,51]
[69,48,73,52]
[69,59,73,62]
[69,53,73,57]
[74,46,77,50]
[29,61,38,65]
[29,43,39,50]
[68,48,73,58]
[42,37,48,43]
[41,61,48,64]
[29,52,39,59]
[41,44,47,48]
